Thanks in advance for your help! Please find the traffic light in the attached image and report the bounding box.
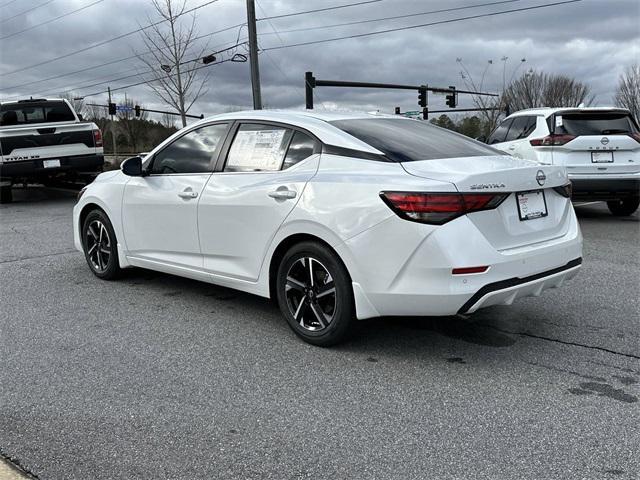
[395,106,401,115]
[135,105,141,117]
[445,86,457,108]
[418,86,427,108]
[108,102,117,115]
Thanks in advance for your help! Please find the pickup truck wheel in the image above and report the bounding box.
[82,210,122,280]
[0,186,12,204]
[607,197,639,216]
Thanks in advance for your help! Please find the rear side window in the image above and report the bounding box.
[551,112,639,135]
[225,124,293,172]
[330,118,501,162]
[283,131,317,169]
[0,101,75,126]
[151,123,228,174]
[504,116,537,141]
[487,119,513,144]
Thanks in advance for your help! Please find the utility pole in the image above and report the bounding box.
[246,0,262,109]
[108,86,117,160]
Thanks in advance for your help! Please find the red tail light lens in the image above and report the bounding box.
[380,192,508,225]
[553,182,572,198]
[530,134,576,147]
[452,266,489,275]
[93,129,103,148]
[629,132,640,144]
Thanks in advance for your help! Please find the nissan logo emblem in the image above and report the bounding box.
[536,170,546,186]
[601,137,610,145]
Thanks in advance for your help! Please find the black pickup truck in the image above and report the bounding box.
[0,98,104,203]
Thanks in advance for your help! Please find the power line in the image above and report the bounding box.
[1,22,245,92]
[0,0,21,8]
[43,42,246,98]
[0,0,55,25]
[258,0,525,36]
[263,0,583,51]
[257,0,383,21]
[0,0,221,77]
[0,0,105,40]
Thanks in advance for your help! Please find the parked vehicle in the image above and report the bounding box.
[486,107,640,215]
[74,111,582,346]
[0,98,104,203]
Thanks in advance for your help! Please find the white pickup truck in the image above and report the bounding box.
[0,98,104,203]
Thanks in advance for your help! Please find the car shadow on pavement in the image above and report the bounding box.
[2,185,80,204]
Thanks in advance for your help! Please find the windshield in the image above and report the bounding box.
[0,101,76,126]
[552,112,639,136]
[329,118,501,162]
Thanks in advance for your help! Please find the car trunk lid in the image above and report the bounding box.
[401,155,573,250]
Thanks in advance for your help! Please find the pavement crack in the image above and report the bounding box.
[0,250,77,264]
[479,324,640,360]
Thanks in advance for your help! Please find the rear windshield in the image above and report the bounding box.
[0,101,76,126]
[329,118,501,162]
[551,112,639,136]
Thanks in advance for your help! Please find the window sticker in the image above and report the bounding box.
[555,115,563,128]
[228,129,287,170]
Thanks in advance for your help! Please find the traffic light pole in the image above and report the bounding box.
[108,86,116,159]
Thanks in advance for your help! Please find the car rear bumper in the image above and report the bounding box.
[458,258,581,314]
[341,204,583,319]
[569,173,640,200]
[0,154,104,179]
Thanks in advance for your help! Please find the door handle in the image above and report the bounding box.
[508,145,516,150]
[268,188,297,200]
[178,190,198,199]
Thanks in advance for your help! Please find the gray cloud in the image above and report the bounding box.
[1,0,638,122]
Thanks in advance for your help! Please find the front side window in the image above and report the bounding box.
[330,118,501,162]
[225,124,293,172]
[0,101,75,126]
[504,116,536,141]
[487,118,513,144]
[150,123,228,174]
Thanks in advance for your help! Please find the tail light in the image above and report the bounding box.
[530,134,576,146]
[628,132,640,144]
[93,129,103,148]
[553,182,572,198]
[380,192,508,225]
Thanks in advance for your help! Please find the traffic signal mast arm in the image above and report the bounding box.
[87,103,204,120]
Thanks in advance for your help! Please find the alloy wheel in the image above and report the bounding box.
[285,257,337,331]
[85,219,111,273]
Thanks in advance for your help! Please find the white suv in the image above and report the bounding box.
[487,107,640,216]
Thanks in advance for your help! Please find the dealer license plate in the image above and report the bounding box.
[516,190,548,221]
[591,151,613,163]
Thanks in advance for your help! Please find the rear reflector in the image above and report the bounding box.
[553,182,572,198]
[380,192,508,225]
[452,266,489,275]
[93,129,103,148]
[530,134,576,146]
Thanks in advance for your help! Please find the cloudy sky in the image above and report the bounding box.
[0,0,638,123]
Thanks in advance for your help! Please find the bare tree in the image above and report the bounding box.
[160,112,175,129]
[503,71,594,111]
[137,0,209,127]
[117,99,149,153]
[59,92,85,118]
[615,64,639,121]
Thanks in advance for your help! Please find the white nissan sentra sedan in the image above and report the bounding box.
[73,111,582,346]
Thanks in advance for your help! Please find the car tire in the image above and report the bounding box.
[0,186,12,204]
[276,241,355,347]
[81,209,122,280]
[607,197,639,216]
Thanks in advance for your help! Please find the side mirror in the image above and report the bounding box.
[475,135,487,143]
[121,156,144,176]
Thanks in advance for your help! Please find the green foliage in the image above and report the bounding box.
[429,114,488,139]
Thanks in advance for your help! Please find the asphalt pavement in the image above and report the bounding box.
[1,187,638,480]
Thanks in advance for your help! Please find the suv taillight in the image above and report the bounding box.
[530,134,576,146]
[93,129,103,148]
[629,132,640,144]
[380,192,508,225]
